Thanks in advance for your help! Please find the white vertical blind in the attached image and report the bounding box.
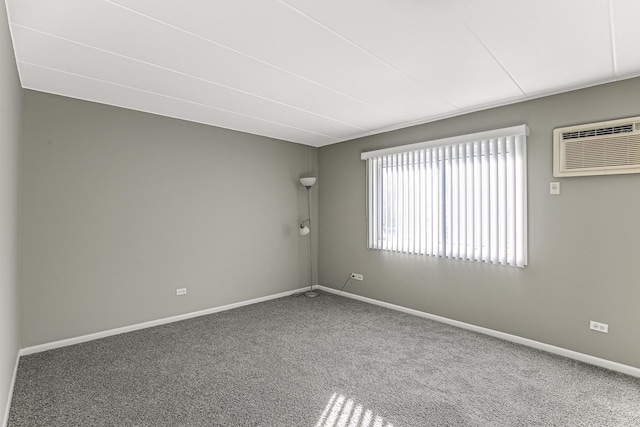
[362,125,528,268]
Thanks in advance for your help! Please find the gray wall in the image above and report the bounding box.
[19,91,318,347]
[0,2,22,423]
[318,77,640,369]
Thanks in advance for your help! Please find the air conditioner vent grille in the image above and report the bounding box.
[563,135,640,170]
[562,123,633,140]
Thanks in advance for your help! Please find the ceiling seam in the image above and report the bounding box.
[277,0,460,110]
[17,60,343,142]
[12,23,375,135]
[607,0,619,78]
[443,1,526,97]
[103,0,389,116]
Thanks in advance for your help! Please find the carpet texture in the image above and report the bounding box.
[8,292,640,426]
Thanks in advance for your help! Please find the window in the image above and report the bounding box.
[361,125,528,268]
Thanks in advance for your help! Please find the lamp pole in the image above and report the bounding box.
[300,177,318,298]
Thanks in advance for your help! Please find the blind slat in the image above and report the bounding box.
[459,143,467,260]
[507,136,516,266]
[393,153,398,252]
[451,145,459,259]
[419,149,426,254]
[489,139,499,263]
[445,145,452,258]
[516,135,526,267]
[432,148,439,256]
[498,137,507,264]
[481,140,490,262]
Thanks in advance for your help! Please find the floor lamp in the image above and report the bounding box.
[299,177,318,298]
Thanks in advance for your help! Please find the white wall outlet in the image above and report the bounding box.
[176,288,187,296]
[589,320,608,333]
[350,273,364,281]
[550,182,560,195]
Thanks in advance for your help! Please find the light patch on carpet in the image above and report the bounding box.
[316,393,393,427]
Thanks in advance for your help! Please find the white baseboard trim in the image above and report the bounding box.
[20,287,309,357]
[2,352,19,427]
[316,285,640,378]
[18,284,639,378]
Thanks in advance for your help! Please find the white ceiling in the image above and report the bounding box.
[6,0,640,147]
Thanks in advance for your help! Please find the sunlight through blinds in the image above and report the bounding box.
[362,125,528,268]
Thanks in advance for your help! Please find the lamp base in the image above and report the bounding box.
[304,291,319,298]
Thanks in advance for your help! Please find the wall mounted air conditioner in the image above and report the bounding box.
[553,116,640,177]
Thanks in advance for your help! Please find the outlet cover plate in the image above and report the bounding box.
[589,320,608,333]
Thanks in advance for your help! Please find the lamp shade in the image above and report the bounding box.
[299,177,316,187]
[299,225,310,236]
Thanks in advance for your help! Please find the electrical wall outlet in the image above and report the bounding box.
[589,320,608,333]
[350,273,364,281]
[176,288,187,296]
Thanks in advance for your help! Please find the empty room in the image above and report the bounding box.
[2,1,640,426]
